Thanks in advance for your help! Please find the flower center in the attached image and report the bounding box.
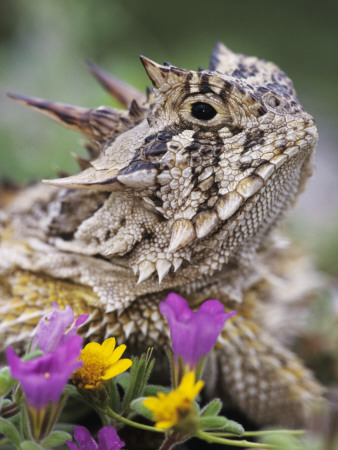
[72,346,107,388]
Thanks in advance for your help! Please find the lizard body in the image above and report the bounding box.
[0,43,322,426]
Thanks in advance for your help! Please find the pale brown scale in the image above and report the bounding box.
[0,42,323,428]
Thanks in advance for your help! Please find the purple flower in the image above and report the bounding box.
[32,303,88,353]
[67,425,125,450]
[160,293,236,368]
[6,335,83,408]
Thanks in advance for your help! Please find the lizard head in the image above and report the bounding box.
[9,43,318,288]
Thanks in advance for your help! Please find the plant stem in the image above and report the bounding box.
[195,430,273,448]
[211,429,305,438]
[104,406,163,434]
[244,429,305,436]
[0,402,19,418]
[159,431,186,450]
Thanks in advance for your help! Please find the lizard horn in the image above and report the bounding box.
[86,61,145,108]
[43,157,158,192]
[140,56,169,89]
[140,56,193,92]
[208,41,233,71]
[7,93,120,142]
[42,166,121,191]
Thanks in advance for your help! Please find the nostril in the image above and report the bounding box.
[265,95,281,108]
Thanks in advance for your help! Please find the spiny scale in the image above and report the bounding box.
[7,93,119,141]
[86,60,145,108]
[1,42,323,429]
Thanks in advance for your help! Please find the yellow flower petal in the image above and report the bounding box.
[156,420,177,430]
[143,371,204,430]
[143,397,160,410]
[82,342,102,354]
[71,337,132,389]
[101,358,132,379]
[101,337,116,355]
[192,380,204,397]
[107,344,126,365]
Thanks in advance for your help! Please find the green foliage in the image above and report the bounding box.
[0,417,21,447]
[0,367,16,397]
[41,431,72,447]
[21,441,42,450]
[121,348,155,415]
[200,398,222,417]
[130,397,154,421]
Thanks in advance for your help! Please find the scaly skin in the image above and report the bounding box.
[0,43,323,427]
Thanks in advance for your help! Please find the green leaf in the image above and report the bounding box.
[116,372,130,391]
[260,433,303,449]
[143,384,169,396]
[107,380,120,412]
[130,398,154,421]
[21,350,43,362]
[199,415,228,430]
[141,348,155,391]
[121,356,140,412]
[63,384,78,397]
[0,417,21,447]
[223,419,244,436]
[200,399,222,417]
[121,349,155,414]
[0,367,16,396]
[0,438,16,450]
[21,441,43,450]
[41,431,72,447]
[194,354,206,382]
[199,416,244,435]
[20,402,30,441]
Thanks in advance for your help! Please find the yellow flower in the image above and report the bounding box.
[71,337,132,389]
[143,371,204,430]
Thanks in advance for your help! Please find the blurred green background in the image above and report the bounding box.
[0,0,337,269]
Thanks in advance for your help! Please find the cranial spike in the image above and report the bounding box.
[137,260,156,284]
[7,93,119,141]
[146,86,155,105]
[43,166,121,191]
[156,259,171,284]
[129,99,147,118]
[209,41,233,71]
[86,60,145,108]
[140,56,171,91]
[193,210,219,239]
[8,93,92,136]
[168,218,196,253]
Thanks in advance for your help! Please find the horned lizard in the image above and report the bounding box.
[0,42,323,427]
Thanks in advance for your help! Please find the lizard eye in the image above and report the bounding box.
[191,102,217,121]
